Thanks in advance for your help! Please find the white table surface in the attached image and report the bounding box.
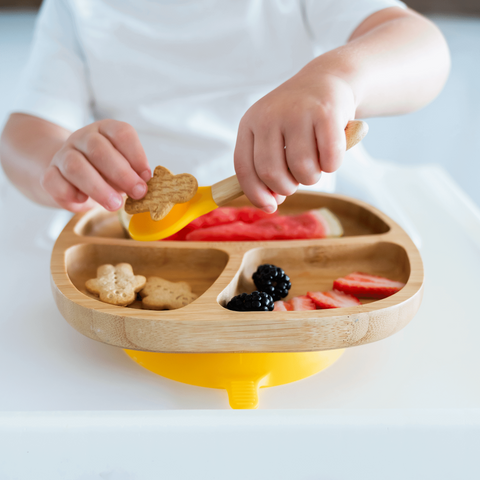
[1,148,479,479]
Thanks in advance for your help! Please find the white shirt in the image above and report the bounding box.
[13,0,404,188]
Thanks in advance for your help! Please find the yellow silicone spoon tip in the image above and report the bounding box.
[128,186,218,241]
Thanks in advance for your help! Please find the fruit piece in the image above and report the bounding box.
[307,290,361,309]
[226,291,274,312]
[314,207,343,237]
[189,207,238,229]
[162,207,274,240]
[273,300,293,311]
[252,264,291,301]
[333,272,405,299]
[185,208,343,241]
[289,295,316,311]
[237,207,275,223]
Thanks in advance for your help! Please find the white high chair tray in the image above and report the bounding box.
[0,160,479,479]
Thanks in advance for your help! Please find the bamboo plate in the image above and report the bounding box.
[51,192,424,354]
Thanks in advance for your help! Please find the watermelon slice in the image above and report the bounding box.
[185,208,343,241]
[273,300,293,312]
[289,296,316,311]
[163,207,274,240]
[333,272,405,299]
[237,207,274,224]
[307,290,361,309]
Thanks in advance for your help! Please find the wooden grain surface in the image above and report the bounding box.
[51,192,424,353]
[211,175,244,206]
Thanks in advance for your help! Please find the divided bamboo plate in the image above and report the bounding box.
[51,192,424,408]
[51,192,424,354]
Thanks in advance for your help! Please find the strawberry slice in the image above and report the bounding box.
[289,296,316,311]
[273,300,293,312]
[307,290,361,309]
[333,272,405,299]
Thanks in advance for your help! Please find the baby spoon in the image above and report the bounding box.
[128,120,368,241]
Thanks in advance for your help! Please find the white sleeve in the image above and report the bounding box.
[12,0,92,132]
[302,0,407,52]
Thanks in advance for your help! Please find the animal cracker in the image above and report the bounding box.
[85,263,146,306]
[125,166,198,221]
[140,276,198,310]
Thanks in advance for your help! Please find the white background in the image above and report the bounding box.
[1,13,480,207]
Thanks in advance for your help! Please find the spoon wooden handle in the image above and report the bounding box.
[211,175,244,207]
[345,119,369,150]
[211,120,368,207]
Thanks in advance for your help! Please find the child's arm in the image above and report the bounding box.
[0,114,151,212]
[234,7,451,213]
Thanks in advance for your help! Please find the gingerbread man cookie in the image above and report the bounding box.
[85,263,146,306]
[125,166,198,221]
[140,276,198,310]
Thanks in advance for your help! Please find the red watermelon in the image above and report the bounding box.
[163,207,274,240]
[185,208,342,241]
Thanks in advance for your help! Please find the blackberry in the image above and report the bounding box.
[226,291,274,312]
[252,264,291,301]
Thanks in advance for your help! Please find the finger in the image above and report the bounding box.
[314,115,346,173]
[98,121,151,182]
[54,148,124,211]
[41,165,88,205]
[74,131,148,199]
[41,166,95,212]
[284,121,322,186]
[253,130,298,197]
[60,198,97,213]
[234,125,277,213]
[271,192,286,205]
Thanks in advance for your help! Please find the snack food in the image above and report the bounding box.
[252,264,291,301]
[273,300,293,312]
[226,259,403,314]
[289,296,317,311]
[140,276,198,310]
[85,263,146,306]
[185,208,343,241]
[125,165,198,221]
[307,290,361,309]
[333,272,405,299]
[226,291,274,312]
[164,207,273,240]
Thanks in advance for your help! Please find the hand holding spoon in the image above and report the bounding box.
[128,120,369,241]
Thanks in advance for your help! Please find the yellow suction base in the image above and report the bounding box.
[124,349,344,409]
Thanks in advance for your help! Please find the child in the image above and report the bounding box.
[0,0,450,214]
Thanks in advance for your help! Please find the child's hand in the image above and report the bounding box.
[41,120,151,212]
[234,69,356,213]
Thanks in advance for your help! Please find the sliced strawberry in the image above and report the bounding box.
[307,290,361,309]
[333,272,405,299]
[273,300,293,312]
[289,296,316,311]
